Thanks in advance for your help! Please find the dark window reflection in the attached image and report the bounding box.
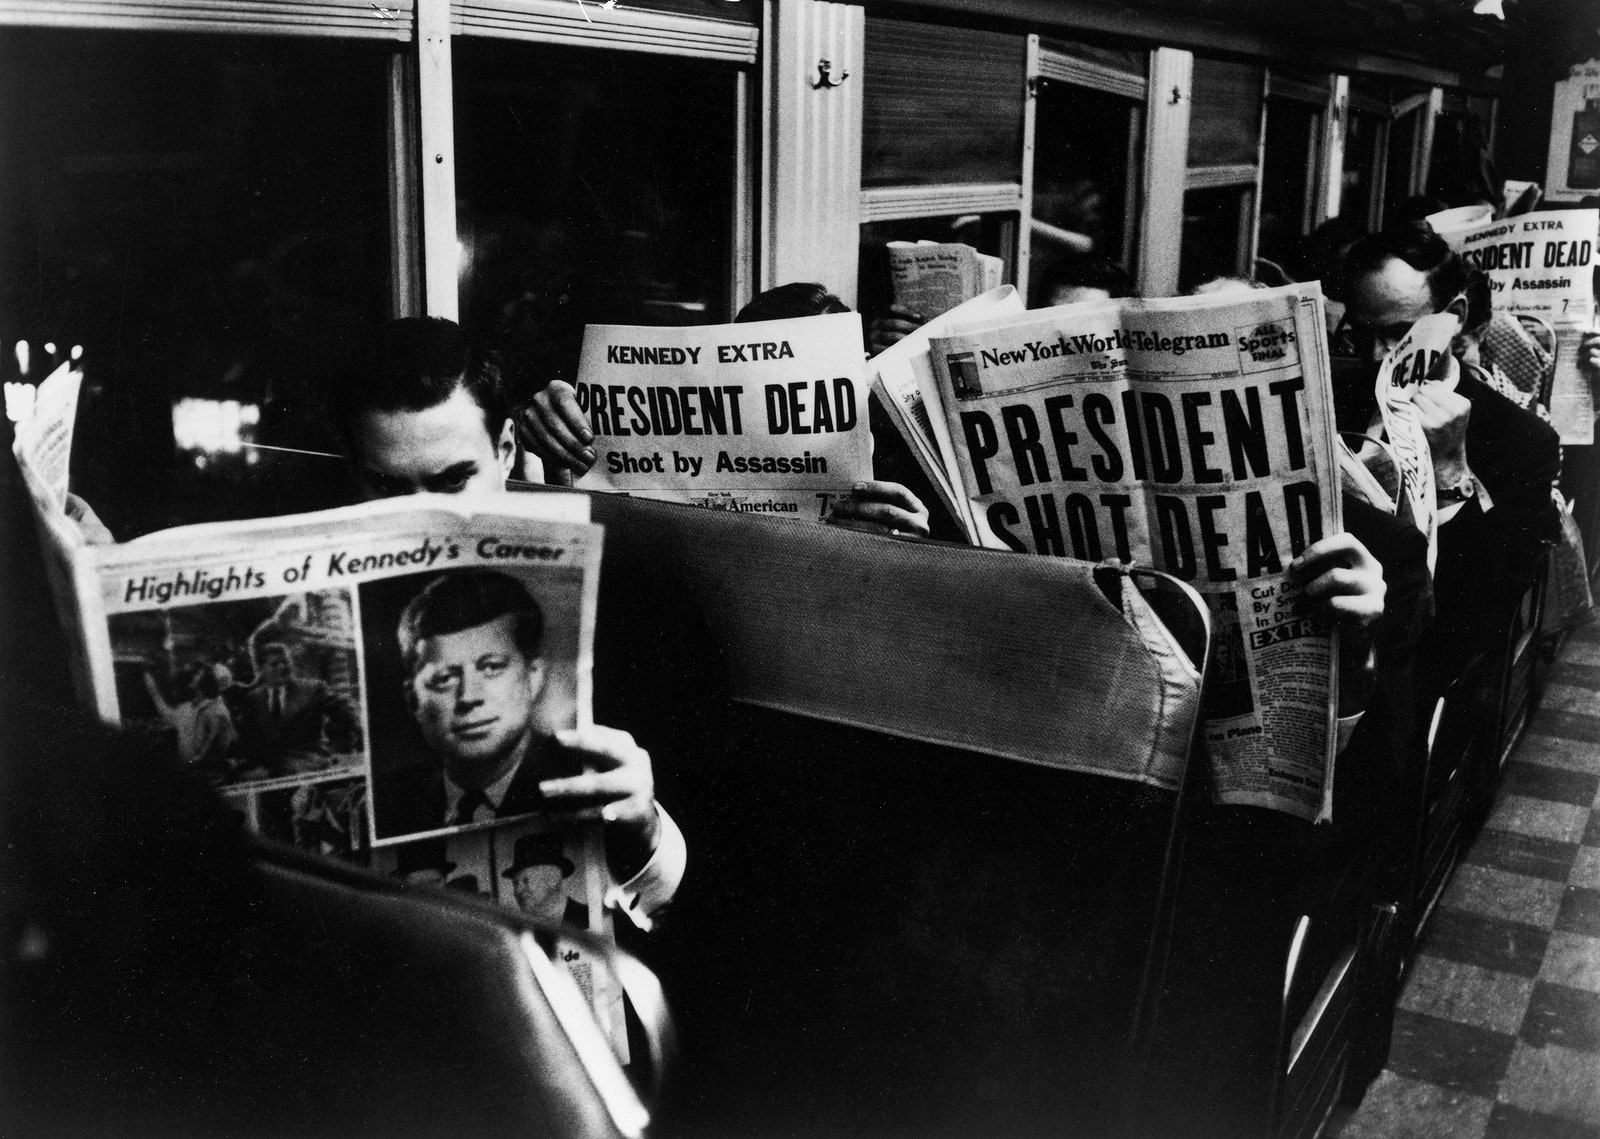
[1258,99,1322,275]
[452,38,737,401]
[1342,109,1384,230]
[1031,80,1142,304]
[0,30,395,536]
[1179,186,1253,293]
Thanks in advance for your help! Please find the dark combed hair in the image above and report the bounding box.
[1334,222,1491,334]
[397,569,545,675]
[735,282,850,323]
[1037,255,1137,301]
[327,317,509,456]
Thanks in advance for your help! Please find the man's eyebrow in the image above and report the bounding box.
[423,462,479,490]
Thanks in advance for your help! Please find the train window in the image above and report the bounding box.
[1343,98,1389,232]
[451,37,739,398]
[0,29,397,536]
[1384,85,1438,219]
[862,18,1026,188]
[1258,95,1324,278]
[1029,41,1148,304]
[1182,58,1263,292]
[1179,185,1255,293]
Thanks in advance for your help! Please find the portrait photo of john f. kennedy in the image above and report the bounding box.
[363,566,588,844]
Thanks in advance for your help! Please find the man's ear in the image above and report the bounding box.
[496,418,517,482]
[525,656,547,704]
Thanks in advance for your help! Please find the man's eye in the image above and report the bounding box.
[423,673,456,693]
[478,656,509,677]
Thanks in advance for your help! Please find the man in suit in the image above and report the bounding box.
[502,831,589,927]
[374,566,683,927]
[236,641,359,778]
[1335,223,1562,683]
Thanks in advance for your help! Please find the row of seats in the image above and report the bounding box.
[1,448,1558,1138]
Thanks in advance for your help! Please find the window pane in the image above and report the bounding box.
[1188,58,1263,169]
[863,18,1026,188]
[453,38,737,396]
[1032,80,1142,304]
[0,30,396,536]
[1180,186,1252,293]
[1258,97,1321,271]
[1342,108,1385,227]
[1385,110,1422,218]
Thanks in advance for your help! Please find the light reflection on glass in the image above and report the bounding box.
[172,398,261,456]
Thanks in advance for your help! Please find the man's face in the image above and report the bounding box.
[409,613,545,787]
[1342,256,1441,363]
[511,864,567,918]
[259,646,293,685]
[350,384,515,499]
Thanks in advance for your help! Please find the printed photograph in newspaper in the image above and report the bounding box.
[227,775,370,864]
[363,564,589,845]
[109,588,365,793]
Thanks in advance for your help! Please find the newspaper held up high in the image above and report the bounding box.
[926,283,1343,822]
[573,313,872,519]
[11,425,632,1052]
[1428,206,1599,443]
[886,241,1005,322]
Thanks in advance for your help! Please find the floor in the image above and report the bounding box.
[1336,612,1600,1139]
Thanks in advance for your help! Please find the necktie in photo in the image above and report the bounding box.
[453,788,492,827]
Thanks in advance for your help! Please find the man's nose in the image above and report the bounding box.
[454,675,483,709]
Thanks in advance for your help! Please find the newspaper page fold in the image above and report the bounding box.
[869,285,1025,539]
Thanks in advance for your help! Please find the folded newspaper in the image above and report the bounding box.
[571,311,872,517]
[887,240,1005,321]
[11,366,629,1054]
[1427,206,1599,444]
[917,284,1345,821]
[868,285,1027,533]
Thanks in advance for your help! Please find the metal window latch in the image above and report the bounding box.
[813,60,849,89]
[1170,86,1182,105]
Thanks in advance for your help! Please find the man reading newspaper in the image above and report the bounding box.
[41,317,687,933]
[924,284,1395,822]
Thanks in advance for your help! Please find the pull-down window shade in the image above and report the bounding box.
[863,17,1025,189]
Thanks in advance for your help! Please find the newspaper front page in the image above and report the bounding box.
[928,284,1342,820]
[573,312,872,519]
[1431,207,1599,443]
[10,459,633,1055]
[887,241,1005,321]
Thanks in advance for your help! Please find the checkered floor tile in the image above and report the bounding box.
[1338,614,1600,1139]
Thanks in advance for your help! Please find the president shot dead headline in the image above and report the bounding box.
[958,372,1321,578]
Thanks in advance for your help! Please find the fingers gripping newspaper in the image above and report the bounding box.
[13,397,634,1054]
[927,284,1343,821]
[572,312,873,519]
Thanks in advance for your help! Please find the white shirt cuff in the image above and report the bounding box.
[607,803,685,932]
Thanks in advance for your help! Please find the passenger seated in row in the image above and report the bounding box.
[69,317,684,926]
[1333,223,1564,682]
[520,282,933,538]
